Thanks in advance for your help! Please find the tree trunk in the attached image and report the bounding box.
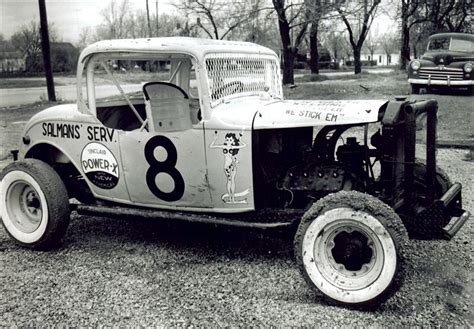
[275,11,295,84]
[309,22,319,74]
[282,46,296,85]
[353,47,362,74]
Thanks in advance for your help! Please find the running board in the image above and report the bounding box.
[74,204,302,229]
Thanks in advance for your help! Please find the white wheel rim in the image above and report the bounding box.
[1,170,49,244]
[302,208,397,304]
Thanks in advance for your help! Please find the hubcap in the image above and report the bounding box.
[6,181,43,233]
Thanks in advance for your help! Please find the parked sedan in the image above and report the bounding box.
[408,32,474,94]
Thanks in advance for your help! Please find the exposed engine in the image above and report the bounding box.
[253,126,372,209]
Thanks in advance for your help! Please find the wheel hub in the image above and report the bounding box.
[6,181,43,233]
[310,214,386,291]
[25,189,41,216]
[331,230,374,272]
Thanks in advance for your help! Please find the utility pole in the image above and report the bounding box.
[38,0,56,101]
[156,0,159,36]
[146,0,152,37]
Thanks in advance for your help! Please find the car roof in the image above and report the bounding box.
[428,33,474,41]
[79,37,278,63]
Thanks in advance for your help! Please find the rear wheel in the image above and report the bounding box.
[0,159,70,249]
[294,191,407,307]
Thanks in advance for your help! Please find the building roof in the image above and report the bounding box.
[51,42,77,52]
[79,37,277,63]
[0,41,23,60]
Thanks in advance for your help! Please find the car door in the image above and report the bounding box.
[119,83,211,209]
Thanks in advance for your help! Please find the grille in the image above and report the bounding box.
[205,54,282,107]
[419,67,464,81]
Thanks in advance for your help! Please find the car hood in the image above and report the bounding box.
[207,97,388,130]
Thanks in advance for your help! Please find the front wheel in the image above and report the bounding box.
[294,191,408,307]
[0,159,70,249]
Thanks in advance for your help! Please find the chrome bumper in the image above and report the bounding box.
[408,78,474,86]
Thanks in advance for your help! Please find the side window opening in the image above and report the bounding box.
[90,56,200,132]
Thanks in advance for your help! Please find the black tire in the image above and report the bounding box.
[401,159,452,238]
[0,159,70,250]
[411,84,421,94]
[294,191,408,308]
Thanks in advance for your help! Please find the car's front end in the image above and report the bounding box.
[408,33,474,93]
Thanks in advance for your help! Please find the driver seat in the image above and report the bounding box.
[143,82,192,132]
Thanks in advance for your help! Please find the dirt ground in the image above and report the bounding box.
[0,73,473,326]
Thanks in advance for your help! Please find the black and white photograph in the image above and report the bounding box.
[0,0,472,326]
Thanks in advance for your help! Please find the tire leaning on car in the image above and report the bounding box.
[294,191,408,308]
[0,159,70,250]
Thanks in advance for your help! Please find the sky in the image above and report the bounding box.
[0,0,173,44]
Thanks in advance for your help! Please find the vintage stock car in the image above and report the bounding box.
[0,37,470,307]
[408,32,474,94]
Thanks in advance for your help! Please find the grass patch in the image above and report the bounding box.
[0,78,67,89]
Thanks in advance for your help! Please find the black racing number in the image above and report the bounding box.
[144,135,185,202]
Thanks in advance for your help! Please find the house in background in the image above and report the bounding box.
[344,46,400,67]
[360,47,400,66]
[0,41,25,73]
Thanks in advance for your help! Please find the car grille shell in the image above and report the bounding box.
[419,67,464,81]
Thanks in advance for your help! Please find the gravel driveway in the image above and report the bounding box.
[0,147,472,327]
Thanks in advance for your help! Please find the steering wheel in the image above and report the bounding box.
[211,81,244,99]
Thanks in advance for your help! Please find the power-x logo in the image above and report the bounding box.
[81,142,119,189]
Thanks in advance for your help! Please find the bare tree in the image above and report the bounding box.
[233,0,280,50]
[272,0,309,84]
[379,30,398,65]
[321,29,345,62]
[337,0,381,74]
[11,22,44,71]
[365,31,378,63]
[175,0,258,40]
[11,22,41,56]
[305,0,339,74]
[426,0,472,33]
[77,27,92,50]
[100,0,130,39]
